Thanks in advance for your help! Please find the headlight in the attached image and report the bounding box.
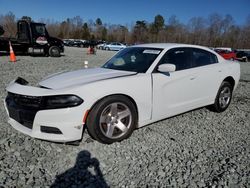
[43,95,83,109]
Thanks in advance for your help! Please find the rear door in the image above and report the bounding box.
[189,48,223,103]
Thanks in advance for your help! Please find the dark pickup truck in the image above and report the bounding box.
[0,18,64,57]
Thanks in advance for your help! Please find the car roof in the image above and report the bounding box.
[133,43,210,50]
[131,43,225,61]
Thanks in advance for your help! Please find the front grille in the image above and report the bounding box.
[8,93,42,108]
[6,92,41,129]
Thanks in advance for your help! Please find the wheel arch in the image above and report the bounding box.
[223,76,235,89]
[86,93,139,126]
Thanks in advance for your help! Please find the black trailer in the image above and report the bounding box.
[0,18,64,57]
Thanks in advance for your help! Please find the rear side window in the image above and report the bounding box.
[191,48,218,67]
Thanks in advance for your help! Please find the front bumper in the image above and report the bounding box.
[4,81,85,142]
[4,97,84,142]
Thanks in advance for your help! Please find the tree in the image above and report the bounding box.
[165,15,184,43]
[82,23,90,40]
[154,14,164,32]
[101,26,107,41]
[0,12,249,48]
[96,18,102,26]
[187,17,206,45]
[207,13,224,47]
[0,12,16,37]
[132,20,148,43]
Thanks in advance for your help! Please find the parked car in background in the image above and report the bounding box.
[97,42,107,50]
[71,40,85,48]
[214,49,236,60]
[63,39,73,46]
[236,50,250,62]
[105,42,126,51]
[4,43,240,144]
[63,39,94,48]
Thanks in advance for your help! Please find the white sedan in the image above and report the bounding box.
[4,43,240,144]
[104,42,126,51]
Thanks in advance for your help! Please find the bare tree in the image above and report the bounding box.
[187,17,206,45]
[0,12,16,37]
[1,12,249,48]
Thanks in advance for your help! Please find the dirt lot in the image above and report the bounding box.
[0,47,249,187]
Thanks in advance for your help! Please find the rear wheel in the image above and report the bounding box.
[49,46,60,57]
[87,95,137,144]
[211,81,233,112]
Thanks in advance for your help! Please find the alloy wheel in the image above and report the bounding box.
[219,86,231,108]
[99,102,132,139]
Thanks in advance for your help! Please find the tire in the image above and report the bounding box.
[211,81,233,112]
[49,46,60,57]
[86,95,137,144]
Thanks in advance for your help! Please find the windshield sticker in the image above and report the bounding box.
[131,55,136,62]
[175,50,184,54]
[143,50,161,54]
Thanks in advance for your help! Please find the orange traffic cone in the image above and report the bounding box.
[9,41,16,63]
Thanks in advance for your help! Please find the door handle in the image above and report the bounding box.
[190,77,196,80]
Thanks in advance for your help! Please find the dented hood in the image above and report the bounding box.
[39,68,136,89]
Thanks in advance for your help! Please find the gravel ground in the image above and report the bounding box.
[0,47,249,187]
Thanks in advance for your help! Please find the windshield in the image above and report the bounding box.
[102,47,163,73]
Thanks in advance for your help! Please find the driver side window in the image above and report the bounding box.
[159,48,192,71]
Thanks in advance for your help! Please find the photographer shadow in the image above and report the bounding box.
[51,150,108,188]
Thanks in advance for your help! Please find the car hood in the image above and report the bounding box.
[39,68,136,89]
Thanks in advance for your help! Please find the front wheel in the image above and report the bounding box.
[49,46,60,57]
[86,95,137,144]
[211,81,233,112]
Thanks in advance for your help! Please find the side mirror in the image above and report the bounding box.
[157,64,176,73]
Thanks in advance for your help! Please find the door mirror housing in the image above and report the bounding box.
[158,64,176,73]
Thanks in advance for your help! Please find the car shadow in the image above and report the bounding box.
[50,150,108,188]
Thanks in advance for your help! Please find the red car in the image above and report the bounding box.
[214,49,236,60]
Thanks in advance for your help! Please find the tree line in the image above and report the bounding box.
[1,12,250,48]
